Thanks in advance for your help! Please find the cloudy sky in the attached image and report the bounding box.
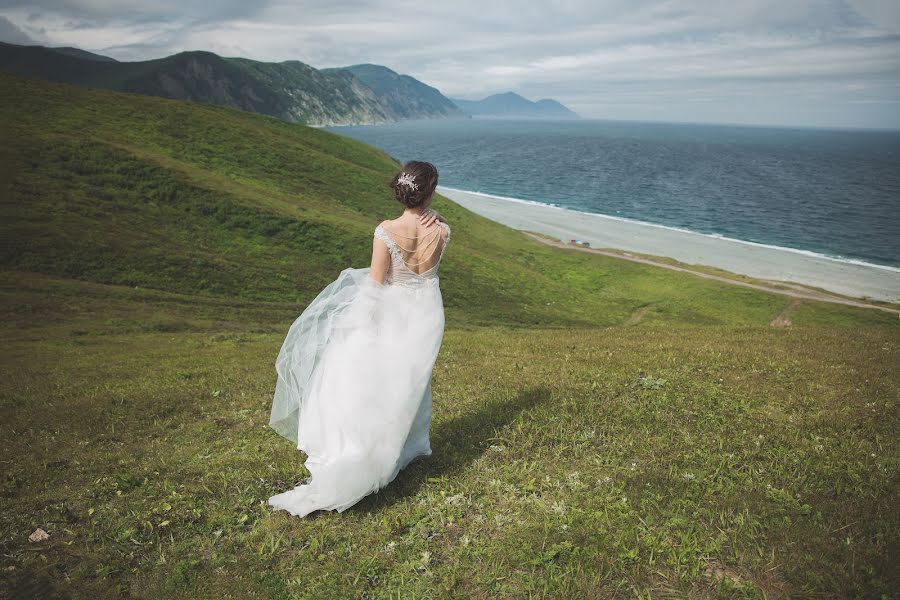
[2,0,899,129]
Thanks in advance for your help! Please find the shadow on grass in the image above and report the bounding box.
[350,385,552,514]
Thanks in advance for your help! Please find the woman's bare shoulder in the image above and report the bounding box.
[376,219,401,234]
[379,216,447,239]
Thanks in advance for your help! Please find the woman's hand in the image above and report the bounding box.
[419,208,445,227]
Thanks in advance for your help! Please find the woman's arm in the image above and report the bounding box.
[370,231,390,284]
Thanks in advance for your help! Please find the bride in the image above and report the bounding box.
[267,161,451,517]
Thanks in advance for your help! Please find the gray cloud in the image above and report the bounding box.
[0,0,266,23]
[1,0,898,128]
[0,15,37,44]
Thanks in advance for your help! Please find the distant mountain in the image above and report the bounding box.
[0,42,461,126]
[325,63,465,120]
[451,91,579,119]
[49,46,118,62]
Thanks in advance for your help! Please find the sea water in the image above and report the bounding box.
[325,118,900,270]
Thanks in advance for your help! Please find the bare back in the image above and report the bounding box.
[374,218,451,282]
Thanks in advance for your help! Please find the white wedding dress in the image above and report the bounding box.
[268,220,451,516]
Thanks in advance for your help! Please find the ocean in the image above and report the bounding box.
[324,118,900,270]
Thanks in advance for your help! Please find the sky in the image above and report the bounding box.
[1,1,899,129]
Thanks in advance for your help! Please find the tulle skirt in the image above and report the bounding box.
[268,266,445,517]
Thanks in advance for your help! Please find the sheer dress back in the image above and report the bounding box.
[374,221,451,287]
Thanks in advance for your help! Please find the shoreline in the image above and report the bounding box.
[437,186,900,304]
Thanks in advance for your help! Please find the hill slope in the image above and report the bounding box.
[2,71,894,334]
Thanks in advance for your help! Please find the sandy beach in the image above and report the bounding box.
[438,186,900,304]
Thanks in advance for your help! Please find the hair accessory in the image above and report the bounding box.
[397,172,418,190]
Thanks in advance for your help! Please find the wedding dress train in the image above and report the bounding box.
[268,220,451,516]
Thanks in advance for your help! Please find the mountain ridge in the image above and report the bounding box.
[0,42,460,126]
[1,42,581,125]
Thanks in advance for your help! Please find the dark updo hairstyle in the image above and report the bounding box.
[388,161,438,208]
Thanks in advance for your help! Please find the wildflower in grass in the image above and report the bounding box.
[493,513,513,527]
[551,500,567,515]
[489,444,505,452]
[682,472,695,481]
[444,493,466,506]
[461,535,470,547]
[596,475,613,487]
[385,541,397,553]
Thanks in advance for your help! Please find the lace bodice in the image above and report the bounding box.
[374,221,451,286]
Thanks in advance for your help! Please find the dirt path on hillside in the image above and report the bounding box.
[769,298,801,327]
[522,231,900,317]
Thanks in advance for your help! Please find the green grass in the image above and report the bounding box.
[2,328,897,598]
[1,72,898,598]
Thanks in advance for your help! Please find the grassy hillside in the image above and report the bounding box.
[2,71,896,334]
[1,72,898,598]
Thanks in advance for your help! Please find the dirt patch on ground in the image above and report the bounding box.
[699,559,794,598]
[769,298,801,327]
[625,304,652,326]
